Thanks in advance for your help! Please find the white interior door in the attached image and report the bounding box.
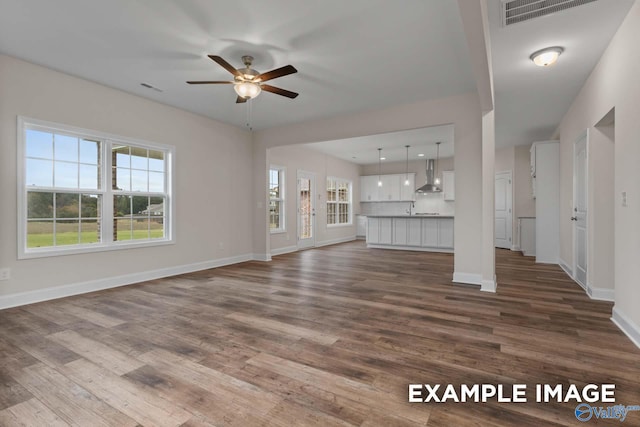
[495,171,512,249]
[297,171,316,250]
[573,134,588,288]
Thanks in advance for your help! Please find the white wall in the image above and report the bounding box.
[360,157,455,216]
[0,54,254,306]
[253,92,485,284]
[268,145,360,254]
[554,2,640,344]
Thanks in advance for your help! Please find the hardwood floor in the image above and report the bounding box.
[1,241,639,426]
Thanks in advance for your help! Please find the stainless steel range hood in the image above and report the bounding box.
[415,159,441,193]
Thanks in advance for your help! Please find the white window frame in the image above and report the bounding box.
[269,166,286,233]
[326,177,352,227]
[17,116,175,259]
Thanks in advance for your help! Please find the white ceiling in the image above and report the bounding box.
[0,0,475,131]
[487,0,634,148]
[304,125,454,165]
[0,0,634,158]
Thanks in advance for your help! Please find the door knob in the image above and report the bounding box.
[571,216,577,221]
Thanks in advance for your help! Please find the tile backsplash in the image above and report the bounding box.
[360,193,455,216]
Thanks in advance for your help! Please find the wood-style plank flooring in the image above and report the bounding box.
[1,241,639,426]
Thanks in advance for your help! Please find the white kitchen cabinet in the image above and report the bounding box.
[360,176,379,202]
[400,173,416,201]
[379,174,401,201]
[392,218,421,246]
[442,171,455,201]
[360,173,415,202]
[421,219,439,247]
[437,218,454,248]
[366,217,393,244]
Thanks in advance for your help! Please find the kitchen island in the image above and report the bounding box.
[366,215,454,252]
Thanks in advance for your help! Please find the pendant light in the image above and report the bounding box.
[377,148,383,187]
[434,142,441,185]
[404,145,410,186]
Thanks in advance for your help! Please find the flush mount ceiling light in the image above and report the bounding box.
[530,47,564,67]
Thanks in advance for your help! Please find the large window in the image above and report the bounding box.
[269,167,285,232]
[19,117,173,258]
[326,177,352,226]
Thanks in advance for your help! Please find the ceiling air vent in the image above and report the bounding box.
[502,0,598,26]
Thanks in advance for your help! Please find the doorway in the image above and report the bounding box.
[495,171,512,249]
[297,170,316,250]
[573,132,588,289]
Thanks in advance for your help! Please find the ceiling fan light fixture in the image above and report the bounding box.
[530,46,564,67]
[234,81,261,99]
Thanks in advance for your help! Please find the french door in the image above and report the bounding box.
[297,171,316,249]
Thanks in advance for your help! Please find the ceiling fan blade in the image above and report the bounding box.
[236,96,248,104]
[186,80,233,84]
[261,84,299,99]
[255,65,297,83]
[208,55,242,78]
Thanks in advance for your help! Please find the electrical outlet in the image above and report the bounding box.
[622,191,628,207]
[0,268,10,281]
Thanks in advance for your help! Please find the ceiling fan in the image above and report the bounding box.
[187,55,298,103]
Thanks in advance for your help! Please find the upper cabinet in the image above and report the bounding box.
[442,170,455,201]
[360,173,416,202]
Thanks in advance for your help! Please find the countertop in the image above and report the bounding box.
[365,214,454,218]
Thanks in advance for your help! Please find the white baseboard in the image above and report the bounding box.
[611,306,640,350]
[316,236,356,247]
[510,245,520,251]
[452,272,482,286]
[586,286,615,302]
[270,245,297,257]
[558,258,573,278]
[367,244,453,253]
[0,253,254,310]
[252,253,272,262]
[481,275,497,293]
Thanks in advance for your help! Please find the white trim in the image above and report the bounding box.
[252,253,272,262]
[316,236,357,247]
[0,253,253,310]
[586,286,615,302]
[452,272,482,286]
[611,306,640,350]
[270,245,298,256]
[510,245,520,251]
[481,275,497,293]
[367,244,453,253]
[558,257,574,279]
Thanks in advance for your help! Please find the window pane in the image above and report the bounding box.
[150,217,164,239]
[80,220,99,244]
[27,192,54,218]
[113,145,130,168]
[116,219,132,241]
[269,200,280,229]
[54,134,78,162]
[114,195,131,217]
[26,159,53,187]
[54,161,78,188]
[130,147,148,170]
[132,217,150,240]
[131,169,147,192]
[327,203,336,224]
[80,139,99,164]
[147,196,164,216]
[56,193,79,218]
[80,194,100,218]
[27,220,53,248]
[132,196,149,216]
[338,182,349,201]
[115,168,130,191]
[79,164,99,189]
[55,220,80,246]
[149,171,164,193]
[339,203,349,224]
[148,150,164,172]
[26,129,53,159]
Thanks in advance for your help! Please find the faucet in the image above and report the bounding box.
[406,201,415,216]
